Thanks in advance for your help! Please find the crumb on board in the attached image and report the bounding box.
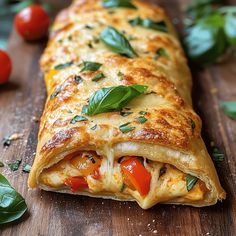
[32,116,40,122]
[210,88,218,94]
[3,132,24,147]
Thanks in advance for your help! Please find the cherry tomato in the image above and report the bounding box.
[0,50,12,84]
[14,5,50,41]
[121,157,151,196]
[64,177,88,192]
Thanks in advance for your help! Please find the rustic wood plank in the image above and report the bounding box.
[1,0,236,235]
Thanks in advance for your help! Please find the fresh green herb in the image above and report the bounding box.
[74,75,83,84]
[23,164,31,173]
[159,166,167,178]
[191,119,196,129]
[92,73,106,82]
[119,122,135,133]
[212,147,224,165]
[120,183,126,192]
[120,111,133,117]
[8,160,22,172]
[224,12,236,46]
[3,136,11,147]
[54,61,73,70]
[100,26,138,58]
[0,162,4,167]
[0,174,27,225]
[220,101,236,120]
[117,71,124,80]
[139,111,147,115]
[87,42,93,48]
[81,105,89,114]
[50,85,62,99]
[80,61,102,72]
[68,35,73,41]
[71,115,88,124]
[90,124,97,130]
[84,84,147,116]
[136,116,147,124]
[154,48,168,60]
[186,174,198,191]
[128,17,168,32]
[102,0,137,9]
[84,25,94,29]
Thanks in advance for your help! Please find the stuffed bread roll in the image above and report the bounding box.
[28,0,226,209]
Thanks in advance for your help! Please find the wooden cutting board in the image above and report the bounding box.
[1,0,236,235]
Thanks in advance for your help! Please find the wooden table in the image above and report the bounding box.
[1,0,236,235]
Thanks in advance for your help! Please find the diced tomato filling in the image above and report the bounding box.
[64,176,88,192]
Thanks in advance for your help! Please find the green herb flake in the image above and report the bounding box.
[71,115,88,124]
[154,48,168,60]
[100,26,138,58]
[80,61,102,72]
[0,173,27,225]
[92,73,106,82]
[220,101,236,120]
[159,166,167,178]
[54,61,73,70]
[23,164,31,173]
[186,174,198,191]
[84,84,147,116]
[87,42,93,48]
[8,160,22,172]
[102,0,137,9]
[191,119,196,130]
[50,85,62,99]
[212,147,224,165]
[74,75,83,84]
[136,116,147,124]
[84,25,94,29]
[90,124,97,130]
[81,105,89,114]
[0,161,4,167]
[120,183,126,192]
[120,111,133,117]
[119,122,135,133]
[3,136,11,147]
[139,111,147,115]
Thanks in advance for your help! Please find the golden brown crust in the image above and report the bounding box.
[28,0,225,208]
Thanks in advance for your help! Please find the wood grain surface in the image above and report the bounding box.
[0,0,236,235]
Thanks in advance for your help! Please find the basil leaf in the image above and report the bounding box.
[74,75,83,84]
[8,160,22,172]
[100,26,138,58]
[0,174,27,225]
[85,84,147,116]
[220,101,236,120]
[136,116,147,124]
[119,122,135,133]
[186,174,198,191]
[102,0,137,9]
[54,61,73,70]
[184,14,227,65]
[23,164,31,173]
[224,13,236,46]
[80,61,102,72]
[71,115,88,124]
[92,73,105,82]
[129,17,168,32]
[212,147,224,166]
[154,48,168,60]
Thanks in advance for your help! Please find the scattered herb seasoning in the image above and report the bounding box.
[84,25,93,29]
[186,174,198,191]
[136,116,147,124]
[159,166,167,178]
[119,122,135,133]
[0,161,4,167]
[120,111,133,117]
[8,160,22,172]
[81,105,89,114]
[120,183,126,192]
[71,115,88,124]
[3,136,11,147]
[80,61,102,72]
[87,42,93,48]
[88,155,96,164]
[92,73,105,82]
[54,61,73,70]
[50,85,62,99]
[117,71,124,80]
[191,119,196,130]
[93,36,100,44]
[139,111,147,115]
[90,124,97,130]
[212,147,224,166]
[154,48,168,60]
[100,26,138,58]
[23,164,31,173]
[102,0,137,9]
[0,174,27,225]
[68,35,72,41]
[128,17,168,32]
[74,75,83,84]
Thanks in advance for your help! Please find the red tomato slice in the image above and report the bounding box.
[121,157,151,196]
[15,4,50,41]
[64,177,88,192]
[0,50,12,84]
